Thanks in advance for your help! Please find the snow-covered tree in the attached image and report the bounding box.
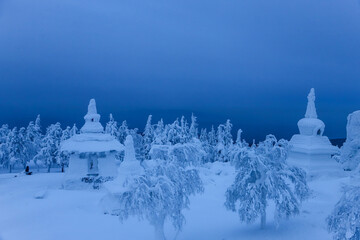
[105,113,118,137]
[179,116,190,144]
[153,119,166,145]
[71,124,78,136]
[225,135,309,229]
[26,118,42,158]
[6,127,29,172]
[143,115,155,159]
[229,129,249,166]
[199,128,212,163]
[215,121,233,162]
[150,140,206,167]
[338,110,360,170]
[34,123,63,172]
[0,125,10,168]
[58,126,72,172]
[166,119,181,145]
[327,185,360,240]
[224,120,233,147]
[189,113,198,139]
[104,135,204,240]
[118,120,129,144]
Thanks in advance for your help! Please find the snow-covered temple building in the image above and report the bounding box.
[288,88,339,171]
[61,99,124,187]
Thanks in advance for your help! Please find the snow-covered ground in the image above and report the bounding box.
[0,163,350,240]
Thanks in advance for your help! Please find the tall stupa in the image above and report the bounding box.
[288,88,339,169]
[61,99,124,188]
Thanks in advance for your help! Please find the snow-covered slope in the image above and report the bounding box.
[0,163,350,240]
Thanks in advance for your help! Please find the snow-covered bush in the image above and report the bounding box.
[225,135,309,229]
[327,185,360,240]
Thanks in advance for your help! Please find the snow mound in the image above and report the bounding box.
[34,189,48,199]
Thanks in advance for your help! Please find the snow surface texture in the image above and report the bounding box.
[0,162,350,240]
[339,111,360,170]
[288,88,339,175]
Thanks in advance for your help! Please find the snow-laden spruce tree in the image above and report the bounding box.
[25,115,42,164]
[105,113,119,137]
[71,124,78,136]
[189,113,198,139]
[229,129,249,166]
[215,120,233,162]
[6,127,29,171]
[0,124,10,168]
[153,119,166,145]
[118,120,129,144]
[103,135,203,240]
[57,126,72,172]
[225,135,309,229]
[327,184,360,240]
[143,115,155,159]
[34,123,63,172]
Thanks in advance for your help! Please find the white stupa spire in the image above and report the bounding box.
[105,135,144,193]
[305,88,318,119]
[120,135,143,175]
[80,99,104,133]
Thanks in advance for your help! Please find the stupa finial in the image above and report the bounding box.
[81,98,103,133]
[305,88,317,119]
[87,99,97,115]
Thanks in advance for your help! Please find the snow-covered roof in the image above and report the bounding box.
[61,133,124,153]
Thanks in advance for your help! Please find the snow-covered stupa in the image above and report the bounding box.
[61,99,124,187]
[288,88,339,169]
[102,135,144,214]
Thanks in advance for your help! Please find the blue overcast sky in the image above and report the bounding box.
[0,0,360,141]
